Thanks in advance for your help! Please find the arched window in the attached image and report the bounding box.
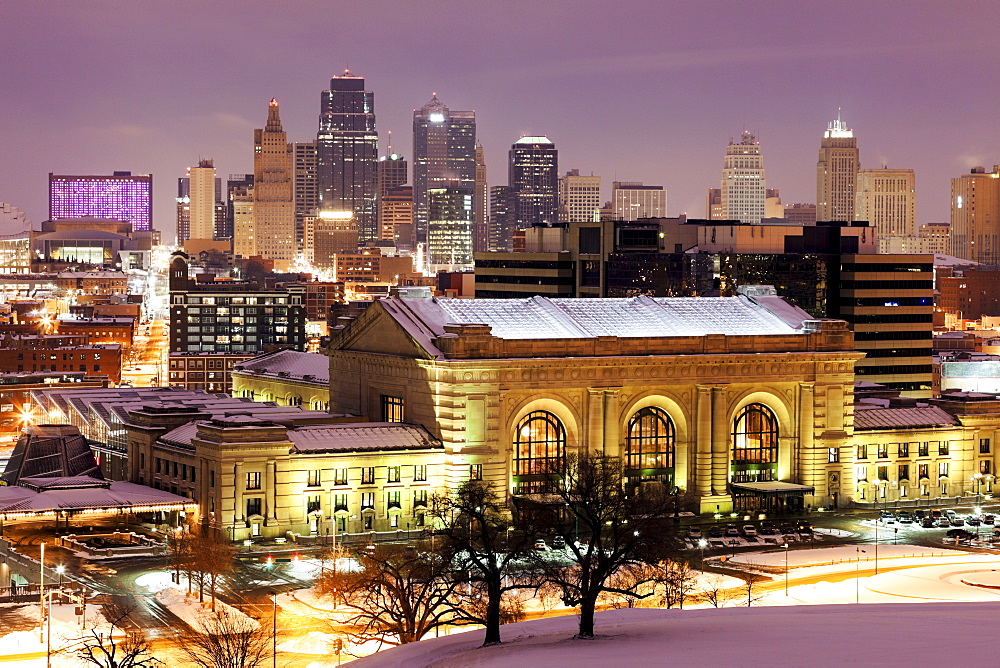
[513,411,566,494]
[625,407,675,488]
[731,403,779,483]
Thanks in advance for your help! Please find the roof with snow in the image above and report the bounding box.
[233,349,329,385]
[853,405,957,430]
[379,294,810,345]
[0,480,194,517]
[289,423,441,454]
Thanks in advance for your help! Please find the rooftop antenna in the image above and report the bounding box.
[387,130,393,157]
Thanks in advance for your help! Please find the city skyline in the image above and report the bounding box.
[2,2,999,233]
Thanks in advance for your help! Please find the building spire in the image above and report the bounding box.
[266,98,282,132]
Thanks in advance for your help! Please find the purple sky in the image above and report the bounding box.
[2,1,998,236]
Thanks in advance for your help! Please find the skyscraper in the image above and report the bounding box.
[293,141,319,253]
[427,187,473,270]
[816,115,859,222]
[412,95,476,263]
[950,165,1000,263]
[251,99,295,269]
[317,70,378,245]
[49,171,152,231]
[559,170,601,223]
[381,185,413,248]
[720,131,766,225]
[474,142,488,253]
[377,149,407,243]
[612,181,666,220]
[509,136,558,231]
[489,185,513,251]
[856,168,916,250]
[188,159,217,242]
[225,174,253,244]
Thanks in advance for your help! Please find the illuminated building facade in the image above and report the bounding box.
[612,181,666,221]
[558,169,601,224]
[427,187,473,270]
[855,168,916,251]
[317,71,378,245]
[509,136,558,230]
[950,165,1000,263]
[251,99,295,269]
[816,115,859,222]
[720,131,766,225]
[49,172,152,232]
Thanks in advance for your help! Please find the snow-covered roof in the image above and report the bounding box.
[0,480,193,516]
[289,423,441,454]
[234,350,329,385]
[385,295,809,344]
[853,405,957,430]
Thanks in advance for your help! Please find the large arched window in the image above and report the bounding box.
[625,407,675,488]
[513,411,566,494]
[731,403,779,483]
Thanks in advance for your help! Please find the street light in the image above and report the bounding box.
[782,543,789,596]
[55,565,64,588]
[698,538,708,569]
[271,590,278,668]
[855,547,866,604]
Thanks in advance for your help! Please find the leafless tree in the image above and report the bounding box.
[663,559,698,609]
[698,573,734,608]
[192,528,237,611]
[740,567,768,607]
[429,480,542,645]
[317,542,467,646]
[534,451,679,638]
[177,608,272,668]
[76,602,162,668]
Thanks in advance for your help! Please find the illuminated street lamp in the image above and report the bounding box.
[698,538,707,569]
[782,543,789,596]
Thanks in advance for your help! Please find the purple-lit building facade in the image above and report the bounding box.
[49,172,153,232]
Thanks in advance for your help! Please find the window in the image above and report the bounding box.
[361,467,375,485]
[856,444,868,460]
[414,464,427,482]
[732,404,779,483]
[828,448,839,463]
[877,466,888,482]
[246,472,261,490]
[156,458,162,474]
[982,461,993,475]
[381,395,405,423]
[938,441,949,456]
[388,466,401,484]
[918,442,929,457]
[334,469,348,485]
[413,489,427,508]
[898,442,910,458]
[877,444,888,459]
[513,411,566,494]
[941,482,948,495]
[387,491,401,509]
[190,467,196,483]
[246,497,262,517]
[918,464,929,479]
[898,464,909,481]
[307,495,321,514]
[361,492,375,510]
[334,494,348,512]
[855,465,867,481]
[210,470,215,488]
[981,438,991,454]
[900,485,907,498]
[625,407,675,486]
[938,462,949,478]
[415,512,425,526]
[307,470,321,487]
[470,464,483,480]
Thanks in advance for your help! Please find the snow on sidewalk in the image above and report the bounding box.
[724,543,969,569]
[137,571,258,632]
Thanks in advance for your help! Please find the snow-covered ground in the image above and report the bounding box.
[0,600,114,667]
[345,602,1000,667]
[723,543,968,569]
[137,570,258,632]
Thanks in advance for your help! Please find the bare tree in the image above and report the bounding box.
[740,568,768,607]
[317,542,466,646]
[535,451,679,638]
[76,602,162,668]
[192,528,237,611]
[177,608,272,668]
[663,559,698,609]
[698,573,734,608]
[429,480,541,645]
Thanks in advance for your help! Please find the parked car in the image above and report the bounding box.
[934,518,951,528]
[780,523,797,535]
[742,524,758,538]
[966,516,982,527]
[879,511,895,524]
[920,518,936,528]
[758,525,778,536]
[897,511,913,524]
[708,526,724,538]
[950,517,965,527]
[533,539,548,550]
[930,509,943,520]
[725,524,740,537]
[688,527,702,539]
[796,521,813,534]
[552,535,567,549]
[913,510,928,523]
[946,528,974,541]
[983,514,996,525]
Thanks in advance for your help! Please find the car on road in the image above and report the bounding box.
[796,521,813,534]
[742,525,758,538]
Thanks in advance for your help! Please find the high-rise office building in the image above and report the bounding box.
[489,185,513,251]
[816,115,859,222]
[293,141,319,253]
[706,188,724,220]
[950,165,1000,263]
[377,150,407,244]
[720,131,766,224]
[784,203,817,226]
[251,99,295,269]
[856,168,916,249]
[49,171,152,231]
[381,185,413,248]
[612,181,666,221]
[225,174,253,245]
[317,70,378,245]
[412,95,476,262]
[188,159,217,242]
[427,187,473,270]
[474,142,488,253]
[176,178,190,245]
[559,170,601,223]
[509,136,558,231]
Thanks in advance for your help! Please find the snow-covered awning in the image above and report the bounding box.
[730,481,815,495]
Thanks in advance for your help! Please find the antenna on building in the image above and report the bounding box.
[387,130,392,157]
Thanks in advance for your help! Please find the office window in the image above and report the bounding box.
[361,467,375,485]
[246,471,261,490]
[307,495,321,514]
[210,470,215,488]
[387,491,401,509]
[898,442,910,458]
[938,441,949,456]
[413,489,427,508]
[856,444,868,460]
[334,468,348,485]
[898,464,909,481]
[388,466,401,484]
[334,494,348,512]
[414,465,427,482]
[918,442,929,457]
[470,464,483,480]
[855,465,867,481]
[246,497,262,517]
[938,462,949,477]
[982,461,992,475]
[155,458,162,474]
[361,492,375,510]
[918,463,929,479]
[381,395,404,423]
[981,438,991,454]
[877,465,888,482]
[877,444,888,459]
[307,470,321,487]
[828,448,839,463]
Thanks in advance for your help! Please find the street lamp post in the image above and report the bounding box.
[271,590,278,668]
[698,538,707,569]
[782,543,789,596]
[856,547,866,604]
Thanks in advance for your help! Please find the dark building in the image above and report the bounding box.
[412,95,476,265]
[317,71,378,244]
[489,185,513,251]
[168,252,306,354]
[509,136,558,232]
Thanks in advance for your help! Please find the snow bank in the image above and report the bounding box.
[725,543,968,569]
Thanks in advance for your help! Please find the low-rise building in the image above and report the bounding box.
[232,350,330,410]
[167,352,254,394]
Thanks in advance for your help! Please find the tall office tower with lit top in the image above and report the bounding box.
[720,131,767,225]
[816,114,860,222]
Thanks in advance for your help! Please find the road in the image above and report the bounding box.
[120,318,167,387]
